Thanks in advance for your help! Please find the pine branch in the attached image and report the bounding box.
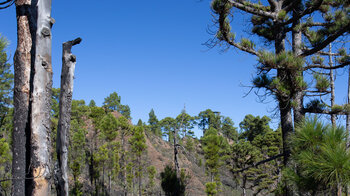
[218,14,259,56]
[304,61,350,70]
[317,51,342,56]
[0,0,14,9]
[282,0,324,25]
[228,0,276,19]
[304,90,331,94]
[301,22,350,57]
[304,107,349,115]
[233,152,284,173]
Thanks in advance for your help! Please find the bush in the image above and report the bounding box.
[160,165,188,196]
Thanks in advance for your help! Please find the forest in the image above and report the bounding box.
[0,0,350,195]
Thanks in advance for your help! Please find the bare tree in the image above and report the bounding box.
[11,0,33,195]
[29,0,54,194]
[56,38,82,196]
[3,0,54,195]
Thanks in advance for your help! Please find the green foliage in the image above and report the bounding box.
[331,104,343,113]
[103,92,131,119]
[287,118,350,194]
[0,137,11,193]
[197,109,221,131]
[160,165,187,196]
[258,51,304,70]
[230,116,282,194]
[99,113,119,141]
[205,182,218,196]
[314,73,330,92]
[0,35,13,131]
[202,128,228,183]
[221,117,238,141]
[69,120,87,179]
[311,55,324,65]
[240,38,255,49]
[147,166,156,190]
[71,100,89,123]
[119,104,131,120]
[277,10,288,20]
[148,109,161,136]
[103,92,121,111]
[239,114,272,142]
[160,117,176,142]
[126,162,135,193]
[117,115,133,134]
[88,99,96,107]
[176,109,195,137]
[185,136,194,152]
[51,88,60,118]
[89,106,106,126]
[129,126,147,157]
[305,99,326,112]
[253,74,272,88]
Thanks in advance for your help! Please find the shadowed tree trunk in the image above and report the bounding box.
[12,0,33,195]
[56,38,82,196]
[29,0,54,194]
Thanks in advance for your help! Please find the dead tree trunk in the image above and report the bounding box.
[29,0,54,194]
[56,38,82,196]
[12,1,33,195]
[173,128,179,175]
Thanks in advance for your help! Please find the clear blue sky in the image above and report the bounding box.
[1,0,349,137]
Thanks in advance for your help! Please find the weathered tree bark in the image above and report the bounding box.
[12,0,33,195]
[56,38,82,196]
[29,0,54,194]
[292,1,305,127]
[274,4,293,195]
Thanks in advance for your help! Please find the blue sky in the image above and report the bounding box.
[1,0,349,137]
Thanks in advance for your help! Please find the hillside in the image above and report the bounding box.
[78,110,237,196]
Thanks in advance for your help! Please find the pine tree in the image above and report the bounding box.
[201,128,228,193]
[239,115,272,142]
[221,117,238,141]
[176,110,195,138]
[103,92,121,112]
[148,109,161,136]
[129,126,147,196]
[69,121,86,196]
[146,166,156,194]
[0,35,13,129]
[160,117,177,142]
[88,99,96,107]
[103,92,131,119]
[210,1,349,193]
[197,109,221,132]
[0,35,13,195]
[117,115,133,195]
